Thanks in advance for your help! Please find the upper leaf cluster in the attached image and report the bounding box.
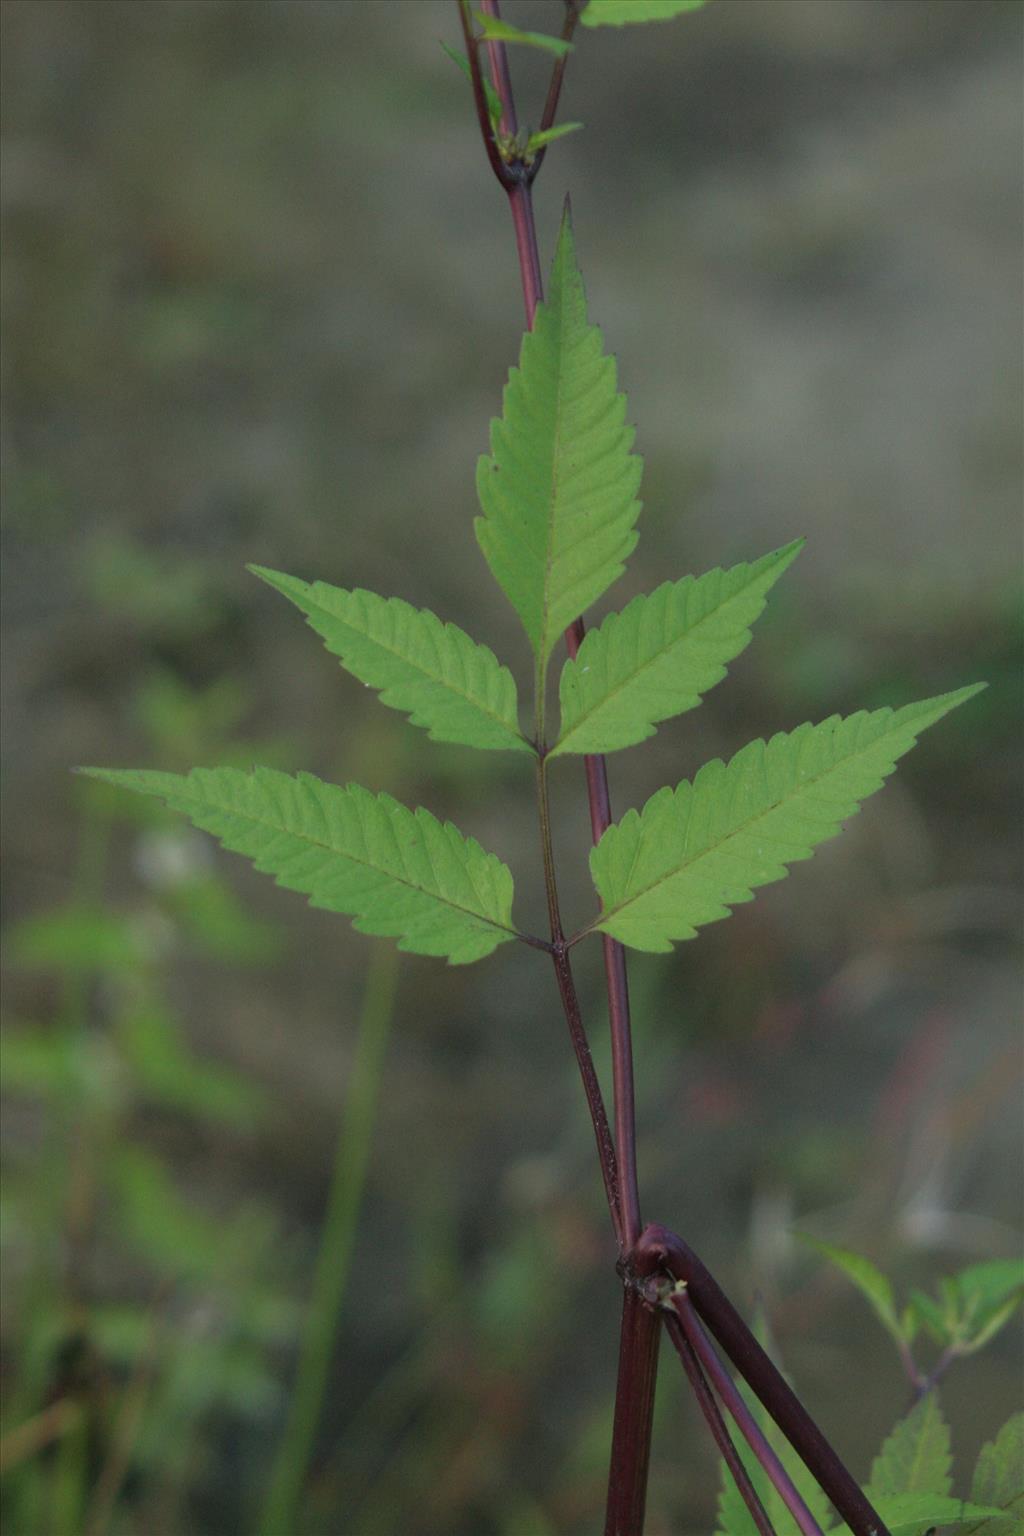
[87,216,982,966]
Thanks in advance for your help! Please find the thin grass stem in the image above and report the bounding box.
[260,943,399,1536]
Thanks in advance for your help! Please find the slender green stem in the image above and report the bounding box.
[260,944,399,1536]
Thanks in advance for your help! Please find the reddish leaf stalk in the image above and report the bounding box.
[533,0,587,175]
[662,1312,777,1536]
[666,1289,823,1536]
[456,9,888,1536]
[635,1226,890,1536]
[470,8,656,1524]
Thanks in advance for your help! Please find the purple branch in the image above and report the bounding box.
[662,1311,778,1536]
[605,1289,662,1536]
[667,1288,824,1536]
[634,1225,891,1536]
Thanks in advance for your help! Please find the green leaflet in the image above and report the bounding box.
[80,768,517,964]
[588,686,984,953]
[969,1413,1024,1536]
[867,1396,952,1501]
[581,0,708,26]
[854,1495,1004,1536]
[551,541,802,756]
[475,213,643,673]
[796,1235,903,1344]
[250,568,530,755]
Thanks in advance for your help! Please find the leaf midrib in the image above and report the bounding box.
[171,781,517,939]
[537,259,575,676]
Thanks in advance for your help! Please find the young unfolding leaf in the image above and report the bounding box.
[475,213,642,673]
[440,41,503,129]
[867,1396,952,1501]
[945,1259,1024,1354]
[472,11,573,57]
[552,541,802,756]
[588,686,984,952]
[796,1235,904,1345]
[250,568,530,755]
[80,767,518,964]
[525,122,584,155]
[969,1413,1024,1536]
[581,0,708,26]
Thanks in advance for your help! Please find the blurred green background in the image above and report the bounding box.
[1,2,1021,1533]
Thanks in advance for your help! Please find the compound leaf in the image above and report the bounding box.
[552,541,802,756]
[868,1396,952,1501]
[250,568,530,755]
[969,1413,1024,1536]
[589,686,984,952]
[796,1235,903,1344]
[80,767,517,964]
[475,212,642,670]
[581,0,708,26]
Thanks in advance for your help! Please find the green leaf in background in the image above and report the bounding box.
[525,122,584,154]
[250,568,530,754]
[81,767,518,964]
[909,1258,1024,1353]
[949,1259,1024,1353]
[119,1005,266,1130]
[867,1395,952,1500]
[908,1287,949,1345]
[472,11,573,56]
[476,212,643,674]
[169,876,282,965]
[969,1413,1024,1536]
[552,541,802,756]
[1,1028,78,1099]
[588,687,984,952]
[861,1494,1004,1536]
[112,1145,224,1279]
[581,0,708,27]
[440,41,503,128]
[796,1235,904,1344]
[6,906,147,975]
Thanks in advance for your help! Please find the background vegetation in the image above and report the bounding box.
[2,2,1020,1532]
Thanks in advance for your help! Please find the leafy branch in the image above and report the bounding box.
[81,2,1003,1532]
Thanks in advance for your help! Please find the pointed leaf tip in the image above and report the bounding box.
[476,221,642,666]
